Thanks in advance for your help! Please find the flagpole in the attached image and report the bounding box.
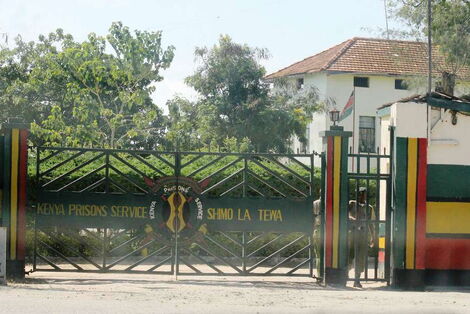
[352,86,356,172]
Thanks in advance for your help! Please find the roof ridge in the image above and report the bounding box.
[320,38,357,71]
[265,38,353,79]
[351,36,427,45]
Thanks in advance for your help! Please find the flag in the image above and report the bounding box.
[339,90,355,121]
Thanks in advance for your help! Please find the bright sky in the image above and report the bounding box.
[0,0,397,110]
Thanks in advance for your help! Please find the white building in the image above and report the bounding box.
[266,37,469,157]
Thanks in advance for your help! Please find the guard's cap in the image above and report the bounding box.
[359,187,367,192]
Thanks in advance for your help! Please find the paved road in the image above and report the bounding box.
[1,272,469,313]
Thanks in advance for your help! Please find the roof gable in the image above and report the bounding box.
[266,37,470,79]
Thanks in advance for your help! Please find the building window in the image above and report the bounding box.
[359,116,375,153]
[296,77,304,90]
[354,76,369,88]
[395,79,407,90]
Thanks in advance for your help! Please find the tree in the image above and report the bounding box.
[184,35,323,153]
[387,0,470,95]
[0,22,174,149]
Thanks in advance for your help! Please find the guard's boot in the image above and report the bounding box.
[353,280,363,288]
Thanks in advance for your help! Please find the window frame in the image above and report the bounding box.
[395,79,408,90]
[358,116,376,153]
[353,76,369,88]
[296,77,304,90]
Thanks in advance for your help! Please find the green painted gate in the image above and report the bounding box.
[346,141,393,284]
[31,147,323,277]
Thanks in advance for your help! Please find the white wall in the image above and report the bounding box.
[428,108,470,166]
[327,74,421,154]
[381,101,470,167]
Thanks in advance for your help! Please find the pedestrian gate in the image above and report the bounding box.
[32,147,323,277]
[347,145,392,284]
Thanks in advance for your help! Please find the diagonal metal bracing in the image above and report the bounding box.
[265,244,310,274]
[247,232,268,245]
[246,233,285,258]
[247,234,306,273]
[190,242,243,273]
[108,164,148,194]
[218,231,243,247]
[113,152,168,178]
[248,158,307,197]
[36,253,61,270]
[125,245,172,271]
[197,157,243,184]
[179,247,223,274]
[55,164,106,192]
[42,152,105,189]
[105,239,157,270]
[108,233,145,255]
[178,255,202,274]
[38,239,84,270]
[39,149,62,163]
[247,184,264,196]
[149,152,175,170]
[180,154,204,168]
[79,177,106,193]
[200,167,244,195]
[203,234,242,260]
[219,181,244,196]
[41,150,86,176]
[262,156,310,185]
[286,258,311,275]
[247,170,286,197]
[284,155,313,172]
[186,155,226,177]
[147,254,174,272]
[39,229,104,269]
[107,177,128,193]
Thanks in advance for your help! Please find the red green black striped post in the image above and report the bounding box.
[320,126,351,285]
[392,137,427,289]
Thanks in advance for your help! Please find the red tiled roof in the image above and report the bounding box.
[266,37,470,79]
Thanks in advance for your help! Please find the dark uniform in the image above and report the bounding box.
[348,199,375,285]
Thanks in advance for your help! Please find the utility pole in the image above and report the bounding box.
[427,0,432,97]
[384,0,390,39]
[427,0,432,141]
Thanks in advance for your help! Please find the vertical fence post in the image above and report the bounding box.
[1,118,29,279]
[320,126,351,286]
[392,136,427,289]
[242,157,247,274]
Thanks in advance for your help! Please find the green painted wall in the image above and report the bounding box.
[427,164,470,199]
[393,137,407,269]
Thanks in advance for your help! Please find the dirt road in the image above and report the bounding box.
[1,272,469,313]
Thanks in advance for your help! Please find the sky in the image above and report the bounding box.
[0,0,398,110]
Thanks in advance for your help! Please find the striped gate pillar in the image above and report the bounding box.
[392,137,427,289]
[1,119,29,279]
[320,126,351,285]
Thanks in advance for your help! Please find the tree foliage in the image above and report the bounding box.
[0,22,174,148]
[387,0,470,94]
[181,35,323,153]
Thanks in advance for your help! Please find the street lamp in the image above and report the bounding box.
[329,108,340,126]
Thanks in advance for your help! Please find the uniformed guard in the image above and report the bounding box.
[348,187,375,288]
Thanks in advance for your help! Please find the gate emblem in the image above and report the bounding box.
[143,176,210,244]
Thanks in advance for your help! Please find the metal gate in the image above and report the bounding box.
[31,147,323,277]
[346,138,393,284]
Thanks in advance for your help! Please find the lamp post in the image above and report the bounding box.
[329,108,340,127]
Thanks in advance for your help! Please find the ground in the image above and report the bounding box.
[1,272,470,313]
